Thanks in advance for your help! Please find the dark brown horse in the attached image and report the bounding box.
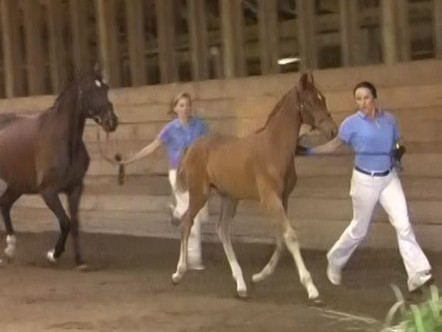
[172,73,337,305]
[0,72,118,267]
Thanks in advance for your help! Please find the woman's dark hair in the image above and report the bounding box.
[353,81,377,98]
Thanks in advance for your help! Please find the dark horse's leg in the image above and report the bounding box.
[68,184,85,266]
[41,189,71,263]
[0,188,21,261]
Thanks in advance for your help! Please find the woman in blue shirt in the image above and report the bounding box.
[123,92,208,270]
[303,81,433,294]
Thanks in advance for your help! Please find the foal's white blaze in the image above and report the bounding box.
[46,249,57,263]
[95,79,102,87]
[4,234,16,258]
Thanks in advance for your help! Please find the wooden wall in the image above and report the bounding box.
[0,59,442,251]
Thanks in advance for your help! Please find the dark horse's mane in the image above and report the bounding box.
[254,89,294,134]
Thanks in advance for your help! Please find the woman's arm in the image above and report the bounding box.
[122,137,162,165]
[308,137,345,155]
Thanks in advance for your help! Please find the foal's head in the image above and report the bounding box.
[297,73,338,140]
[77,71,119,132]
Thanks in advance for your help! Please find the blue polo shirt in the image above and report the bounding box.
[339,110,400,171]
[159,117,208,169]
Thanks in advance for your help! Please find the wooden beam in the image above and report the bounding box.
[381,0,398,65]
[45,0,68,93]
[155,0,178,83]
[126,0,146,86]
[397,0,410,62]
[219,0,245,78]
[95,0,121,86]
[258,0,279,74]
[0,0,25,97]
[296,0,318,70]
[434,0,442,58]
[188,0,209,80]
[69,0,90,78]
[339,0,360,66]
[24,0,46,95]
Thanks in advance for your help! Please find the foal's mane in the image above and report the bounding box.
[255,88,297,134]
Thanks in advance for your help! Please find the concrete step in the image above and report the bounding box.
[5,206,442,251]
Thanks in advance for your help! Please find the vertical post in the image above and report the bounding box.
[396,0,410,62]
[70,0,90,78]
[188,0,209,80]
[1,0,25,97]
[126,0,146,86]
[258,0,279,74]
[155,0,178,83]
[95,0,121,86]
[381,0,398,65]
[24,0,46,95]
[339,0,360,66]
[296,0,318,71]
[433,0,442,58]
[219,0,245,78]
[46,0,68,93]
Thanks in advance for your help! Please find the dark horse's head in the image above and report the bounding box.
[297,72,338,140]
[76,71,119,132]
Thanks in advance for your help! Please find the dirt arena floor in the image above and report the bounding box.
[0,232,440,332]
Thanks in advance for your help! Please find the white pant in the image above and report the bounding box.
[327,168,431,290]
[168,169,209,265]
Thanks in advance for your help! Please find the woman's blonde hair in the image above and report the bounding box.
[168,92,193,117]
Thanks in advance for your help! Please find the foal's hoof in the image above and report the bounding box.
[308,296,325,307]
[171,273,183,285]
[46,250,58,264]
[236,289,249,299]
[75,263,90,272]
[4,247,16,260]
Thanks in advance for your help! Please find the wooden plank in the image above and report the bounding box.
[257,0,279,74]
[434,0,442,58]
[95,0,121,86]
[188,0,209,80]
[396,0,410,62]
[155,0,178,83]
[219,0,245,78]
[0,0,25,97]
[381,0,398,64]
[23,0,46,95]
[125,0,146,86]
[45,0,68,93]
[296,0,318,70]
[69,0,90,78]
[339,0,360,66]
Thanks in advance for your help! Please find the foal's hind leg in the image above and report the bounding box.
[172,191,208,284]
[0,186,21,261]
[216,196,248,298]
[41,190,71,263]
[262,193,321,305]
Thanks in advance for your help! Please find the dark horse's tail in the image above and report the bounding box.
[176,148,189,192]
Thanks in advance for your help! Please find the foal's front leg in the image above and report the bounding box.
[41,190,71,263]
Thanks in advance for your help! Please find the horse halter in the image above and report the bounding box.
[77,85,112,124]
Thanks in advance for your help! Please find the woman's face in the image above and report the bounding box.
[354,87,376,114]
[174,97,192,119]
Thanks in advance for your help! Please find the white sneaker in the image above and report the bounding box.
[327,264,342,286]
[409,271,434,293]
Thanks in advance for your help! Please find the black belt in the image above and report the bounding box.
[355,166,392,177]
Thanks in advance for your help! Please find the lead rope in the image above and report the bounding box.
[95,126,125,185]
